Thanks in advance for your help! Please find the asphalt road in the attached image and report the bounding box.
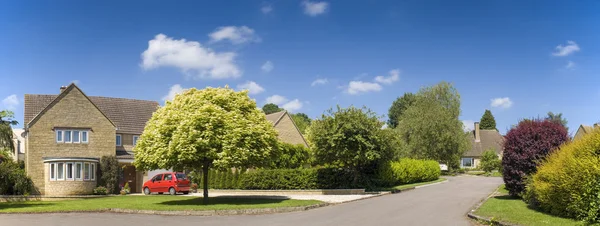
[0,176,502,226]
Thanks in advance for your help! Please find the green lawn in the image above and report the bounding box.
[392,178,447,190]
[465,171,502,177]
[0,195,322,213]
[474,185,582,226]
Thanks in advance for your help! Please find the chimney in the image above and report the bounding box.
[474,122,480,142]
[594,123,599,129]
[60,86,67,93]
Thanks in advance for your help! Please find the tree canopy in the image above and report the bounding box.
[479,109,497,130]
[395,82,469,170]
[387,93,416,128]
[262,103,283,115]
[546,112,568,131]
[0,110,18,155]
[134,87,279,201]
[291,113,311,134]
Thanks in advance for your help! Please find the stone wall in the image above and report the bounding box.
[26,87,116,195]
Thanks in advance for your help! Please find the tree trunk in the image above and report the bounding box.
[202,158,210,204]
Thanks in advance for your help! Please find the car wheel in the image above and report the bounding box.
[182,191,189,195]
[169,187,176,195]
[158,192,163,194]
[144,187,151,195]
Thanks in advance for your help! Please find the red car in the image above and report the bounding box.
[143,172,190,195]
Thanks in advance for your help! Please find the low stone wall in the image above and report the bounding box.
[0,195,106,202]
[207,189,366,195]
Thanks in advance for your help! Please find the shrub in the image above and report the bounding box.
[480,149,501,173]
[191,183,198,192]
[93,186,108,195]
[123,182,130,194]
[98,156,121,194]
[525,129,600,223]
[241,168,318,190]
[270,142,311,169]
[389,158,440,185]
[502,119,568,196]
[0,160,35,195]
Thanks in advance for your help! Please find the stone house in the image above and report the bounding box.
[10,128,25,162]
[461,122,504,169]
[265,111,309,147]
[23,83,158,195]
[574,124,598,140]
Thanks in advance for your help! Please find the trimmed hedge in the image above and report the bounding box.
[525,129,600,223]
[241,169,318,190]
[389,158,440,185]
[189,168,244,189]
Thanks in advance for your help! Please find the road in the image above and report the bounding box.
[0,176,502,226]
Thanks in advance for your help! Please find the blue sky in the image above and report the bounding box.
[1,0,599,135]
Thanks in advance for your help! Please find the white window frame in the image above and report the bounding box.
[81,131,88,143]
[75,162,83,180]
[84,163,90,181]
[66,162,74,180]
[461,158,474,168]
[133,135,139,146]
[90,163,95,181]
[64,131,72,143]
[57,162,65,181]
[56,130,63,143]
[116,134,122,146]
[72,131,80,143]
[49,163,56,181]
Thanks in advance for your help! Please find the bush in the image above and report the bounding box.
[240,168,379,190]
[93,186,108,195]
[98,156,121,194]
[502,119,568,196]
[270,142,311,169]
[525,129,600,223]
[190,169,244,189]
[480,149,501,173]
[0,160,35,195]
[389,158,440,185]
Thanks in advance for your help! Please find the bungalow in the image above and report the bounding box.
[461,122,504,169]
[574,124,598,140]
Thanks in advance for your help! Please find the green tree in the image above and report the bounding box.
[134,87,279,202]
[396,82,469,170]
[291,113,311,134]
[270,142,311,169]
[387,93,416,128]
[306,106,394,185]
[262,103,283,114]
[546,112,568,131]
[479,109,497,130]
[480,149,500,173]
[98,156,121,194]
[0,110,18,159]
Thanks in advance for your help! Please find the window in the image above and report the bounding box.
[116,135,122,146]
[84,163,90,180]
[81,131,88,143]
[50,163,56,181]
[73,131,80,143]
[152,174,163,181]
[176,173,187,180]
[75,163,82,180]
[66,163,74,180]
[57,163,64,180]
[56,130,63,142]
[64,131,72,143]
[164,174,173,181]
[90,163,95,181]
[133,136,139,146]
[461,158,474,168]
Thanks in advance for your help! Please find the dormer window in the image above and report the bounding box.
[133,135,139,146]
[116,134,122,146]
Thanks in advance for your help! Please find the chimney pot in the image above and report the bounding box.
[60,86,67,93]
[474,122,481,142]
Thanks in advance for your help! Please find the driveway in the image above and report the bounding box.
[0,176,502,226]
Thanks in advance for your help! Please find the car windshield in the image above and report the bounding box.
[176,173,187,180]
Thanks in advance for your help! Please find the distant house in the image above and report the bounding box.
[11,128,25,162]
[265,111,309,147]
[574,124,598,140]
[461,122,504,169]
[24,83,158,195]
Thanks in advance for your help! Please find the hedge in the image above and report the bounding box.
[388,158,440,185]
[525,129,600,223]
[0,160,35,195]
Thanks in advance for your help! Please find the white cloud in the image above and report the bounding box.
[261,61,274,73]
[162,84,187,102]
[265,95,288,105]
[2,94,19,110]
[462,120,475,132]
[237,81,265,95]
[566,61,575,69]
[141,34,241,79]
[208,26,260,44]
[311,78,328,86]
[374,69,400,85]
[491,97,513,109]
[302,1,328,16]
[552,41,580,57]
[282,99,303,112]
[261,5,273,14]
[346,81,382,95]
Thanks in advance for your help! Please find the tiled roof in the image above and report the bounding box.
[25,92,159,134]
[265,111,286,126]
[116,150,135,159]
[464,130,504,157]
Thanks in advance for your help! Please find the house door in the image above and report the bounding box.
[123,165,137,193]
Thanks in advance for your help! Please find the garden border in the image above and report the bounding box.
[466,185,519,226]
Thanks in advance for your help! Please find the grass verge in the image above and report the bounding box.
[465,171,502,177]
[473,185,581,226]
[390,178,447,191]
[0,196,322,213]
